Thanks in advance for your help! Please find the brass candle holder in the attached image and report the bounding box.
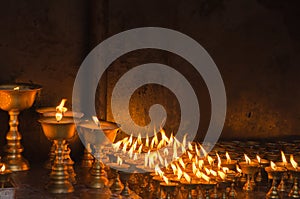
[287,165,300,198]
[77,119,119,189]
[81,143,94,168]
[0,83,41,171]
[239,161,259,191]
[265,165,286,199]
[39,117,76,193]
[109,168,124,198]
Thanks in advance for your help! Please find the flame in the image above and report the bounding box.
[155,164,164,177]
[0,164,5,172]
[195,170,202,179]
[117,156,123,165]
[270,161,277,170]
[244,154,251,164]
[198,160,204,169]
[281,151,287,165]
[195,145,200,157]
[162,175,169,184]
[210,169,217,177]
[256,155,261,164]
[112,141,122,152]
[183,172,191,183]
[222,167,229,173]
[226,152,231,163]
[207,155,214,166]
[200,145,208,157]
[145,134,149,147]
[55,99,67,121]
[137,144,143,154]
[204,167,211,175]
[179,158,185,169]
[188,142,193,151]
[188,151,193,160]
[133,153,138,161]
[171,163,177,175]
[218,171,226,180]
[192,162,198,174]
[236,165,242,173]
[137,133,142,145]
[290,155,298,169]
[92,116,100,126]
[216,153,221,169]
[201,172,210,182]
[13,86,20,91]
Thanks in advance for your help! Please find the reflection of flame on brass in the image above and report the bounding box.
[13,86,20,91]
[290,155,298,169]
[222,167,229,173]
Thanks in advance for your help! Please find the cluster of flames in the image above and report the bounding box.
[111,130,245,184]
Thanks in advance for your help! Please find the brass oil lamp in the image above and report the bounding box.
[0,83,41,171]
[77,117,119,189]
[239,154,259,191]
[38,102,76,194]
[287,155,300,198]
[265,161,287,199]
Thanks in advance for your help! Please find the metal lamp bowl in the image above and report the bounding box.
[0,83,41,111]
[39,117,76,141]
[239,162,259,175]
[77,120,119,146]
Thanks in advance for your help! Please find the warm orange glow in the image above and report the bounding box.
[226,152,231,163]
[281,151,287,165]
[0,164,5,173]
[270,161,277,170]
[218,171,226,180]
[290,155,298,169]
[55,99,67,121]
[244,154,251,164]
[13,86,20,91]
[256,155,261,164]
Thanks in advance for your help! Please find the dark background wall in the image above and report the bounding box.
[0,0,299,163]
